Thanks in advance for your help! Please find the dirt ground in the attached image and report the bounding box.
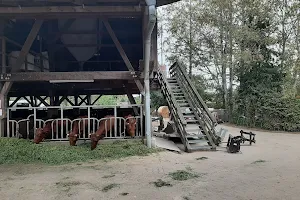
[1,124,300,200]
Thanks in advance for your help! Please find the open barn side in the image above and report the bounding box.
[0,0,180,146]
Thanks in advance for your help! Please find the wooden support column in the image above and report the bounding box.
[0,20,6,137]
[30,96,35,107]
[87,95,91,105]
[151,23,158,75]
[103,20,144,94]
[123,83,139,116]
[74,95,78,106]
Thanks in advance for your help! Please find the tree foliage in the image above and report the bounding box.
[160,0,300,131]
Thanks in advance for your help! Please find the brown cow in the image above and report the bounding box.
[90,115,138,150]
[68,116,89,146]
[34,120,68,144]
[90,115,115,150]
[34,121,52,144]
[125,115,137,137]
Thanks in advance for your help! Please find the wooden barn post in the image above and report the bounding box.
[0,19,6,136]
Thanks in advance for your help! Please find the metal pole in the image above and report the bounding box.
[60,106,63,139]
[114,106,117,137]
[140,105,143,137]
[144,1,157,148]
[6,107,9,137]
[33,108,36,136]
[87,106,91,136]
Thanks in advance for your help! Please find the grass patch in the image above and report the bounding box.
[169,170,200,181]
[251,159,266,164]
[56,181,82,188]
[55,180,82,193]
[102,183,120,192]
[0,138,161,165]
[102,174,115,179]
[196,157,208,160]
[151,179,172,188]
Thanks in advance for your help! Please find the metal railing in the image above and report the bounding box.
[6,104,144,141]
[157,67,191,150]
[169,61,221,145]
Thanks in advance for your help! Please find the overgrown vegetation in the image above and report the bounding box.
[251,159,267,164]
[151,179,173,188]
[102,183,120,192]
[169,170,201,181]
[0,138,161,165]
[102,174,116,179]
[195,157,208,160]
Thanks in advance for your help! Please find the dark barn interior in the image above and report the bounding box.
[0,0,180,144]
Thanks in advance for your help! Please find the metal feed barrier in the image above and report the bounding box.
[6,104,144,141]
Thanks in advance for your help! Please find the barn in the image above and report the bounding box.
[0,0,221,152]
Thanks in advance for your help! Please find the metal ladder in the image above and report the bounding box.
[157,61,221,152]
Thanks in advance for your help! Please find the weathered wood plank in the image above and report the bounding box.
[0,71,143,82]
[0,6,141,13]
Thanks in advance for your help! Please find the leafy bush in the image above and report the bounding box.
[232,95,300,131]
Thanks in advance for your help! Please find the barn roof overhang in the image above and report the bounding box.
[0,0,180,7]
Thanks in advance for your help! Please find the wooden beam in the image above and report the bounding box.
[8,19,42,73]
[0,71,143,82]
[0,0,143,4]
[123,82,139,115]
[9,96,21,107]
[78,95,88,105]
[1,19,43,96]
[0,6,142,18]
[36,96,50,106]
[64,96,75,106]
[91,95,102,105]
[22,96,32,105]
[58,96,66,105]
[103,19,144,93]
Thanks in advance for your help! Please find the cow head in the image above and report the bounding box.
[68,131,78,146]
[125,115,137,137]
[90,133,104,150]
[34,128,45,144]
